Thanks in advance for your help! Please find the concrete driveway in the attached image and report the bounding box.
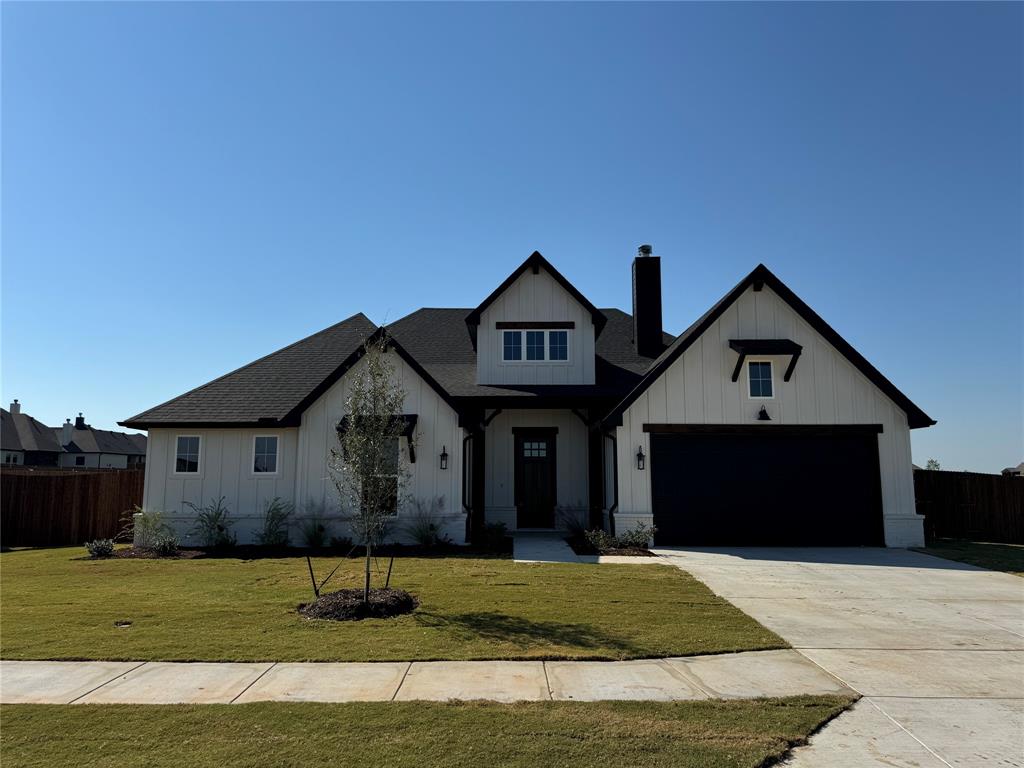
[655,547,1024,767]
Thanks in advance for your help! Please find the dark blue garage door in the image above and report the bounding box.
[649,428,885,546]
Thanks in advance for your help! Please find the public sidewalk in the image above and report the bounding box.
[0,649,850,705]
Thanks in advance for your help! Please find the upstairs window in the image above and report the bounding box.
[748,361,774,398]
[253,436,278,474]
[503,331,522,361]
[526,331,545,360]
[548,331,568,361]
[175,435,201,473]
[501,329,572,363]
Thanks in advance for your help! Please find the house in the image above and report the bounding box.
[1,401,62,466]
[121,248,935,548]
[54,414,147,469]
[1002,463,1023,478]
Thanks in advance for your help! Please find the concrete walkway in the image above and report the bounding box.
[655,547,1024,768]
[512,531,664,564]
[0,649,850,705]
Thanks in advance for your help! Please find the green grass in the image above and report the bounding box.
[0,697,855,768]
[916,539,1024,576]
[0,548,785,662]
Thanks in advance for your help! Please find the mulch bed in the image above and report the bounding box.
[298,587,418,621]
[565,536,655,557]
[110,547,205,560]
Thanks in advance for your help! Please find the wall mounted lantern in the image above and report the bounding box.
[440,446,449,470]
[636,446,646,471]
[758,405,771,421]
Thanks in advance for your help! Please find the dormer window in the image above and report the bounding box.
[501,328,572,363]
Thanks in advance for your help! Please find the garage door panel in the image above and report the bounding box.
[650,431,883,546]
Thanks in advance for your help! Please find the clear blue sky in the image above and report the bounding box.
[2,2,1021,472]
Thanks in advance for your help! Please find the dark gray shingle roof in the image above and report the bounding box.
[1,409,63,453]
[386,307,674,400]
[120,313,377,427]
[58,425,147,455]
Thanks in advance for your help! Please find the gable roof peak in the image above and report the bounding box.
[465,250,607,336]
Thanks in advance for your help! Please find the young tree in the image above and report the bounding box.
[925,458,941,471]
[328,334,411,602]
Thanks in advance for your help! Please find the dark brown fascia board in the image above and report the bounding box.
[465,251,607,338]
[642,423,884,436]
[495,321,576,329]
[118,419,301,430]
[602,264,935,430]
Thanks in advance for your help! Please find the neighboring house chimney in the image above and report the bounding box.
[632,244,664,357]
[75,412,86,429]
[62,418,73,446]
[9,399,20,415]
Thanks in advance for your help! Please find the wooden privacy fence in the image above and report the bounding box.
[1,468,144,547]
[915,469,1024,544]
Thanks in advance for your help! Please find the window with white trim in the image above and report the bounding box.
[501,329,572,363]
[175,435,201,473]
[503,331,522,361]
[748,361,774,398]
[253,436,278,474]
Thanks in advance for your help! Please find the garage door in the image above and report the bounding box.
[649,427,884,546]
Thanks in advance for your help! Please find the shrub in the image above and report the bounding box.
[329,535,354,553]
[256,497,293,547]
[151,533,180,557]
[299,498,332,548]
[556,503,587,538]
[185,496,236,549]
[583,529,617,552]
[616,522,657,549]
[480,521,509,552]
[402,496,451,547]
[130,508,173,550]
[85,539,115,558]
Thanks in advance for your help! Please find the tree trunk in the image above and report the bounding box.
[363,542,371,603]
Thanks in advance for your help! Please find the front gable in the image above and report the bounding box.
[604,264,934,430]
[469,252,605,387]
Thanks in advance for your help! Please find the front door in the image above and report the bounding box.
[514,428,557,529]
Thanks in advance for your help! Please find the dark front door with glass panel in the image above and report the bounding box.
[514,429,557,529]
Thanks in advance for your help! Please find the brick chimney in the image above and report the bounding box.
[632,244,664,357]
[9,399,20,415]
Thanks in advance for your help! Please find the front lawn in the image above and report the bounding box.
[0,548,785,662]
[0,697,854,768]
[916,539,1024,576]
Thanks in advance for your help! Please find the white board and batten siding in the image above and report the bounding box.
[142,428,300,545]
[613,283,923,547]
[483,408,589,531]
[295,351,466,544]
[142,351,466,546]
[477,267,596,386]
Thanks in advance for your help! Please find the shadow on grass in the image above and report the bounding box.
[413,610,643,655]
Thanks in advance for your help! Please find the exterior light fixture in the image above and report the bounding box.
[440,446,448,470]
[758,405,771,421]
[636,446,646,470]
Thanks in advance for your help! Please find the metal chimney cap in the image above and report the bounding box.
[638,244,653,257]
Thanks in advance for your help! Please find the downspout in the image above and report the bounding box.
[603,431,618,536]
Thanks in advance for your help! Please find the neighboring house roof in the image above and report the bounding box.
[602,264,936,429]
[57,425,147,456]
[120,313,378,428]
[1001,462,1024,476]
[387,307,673,403]
[464,251,608,340]
[0,408,63,453]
